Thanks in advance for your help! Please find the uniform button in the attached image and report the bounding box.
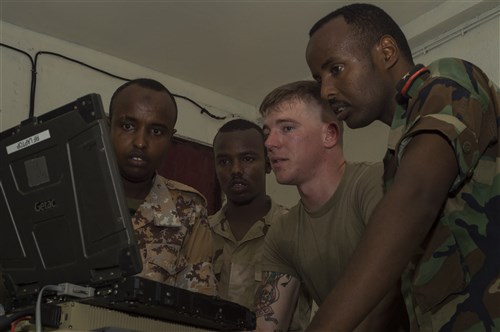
[462,142,472,153]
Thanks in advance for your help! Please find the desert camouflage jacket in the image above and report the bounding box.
[385,58,499,331]
[132,174,216,295]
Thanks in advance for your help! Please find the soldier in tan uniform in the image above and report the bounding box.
[209,119,312,331]
[109,78,216,295]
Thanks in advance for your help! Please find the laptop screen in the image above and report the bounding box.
[0,94,142,299]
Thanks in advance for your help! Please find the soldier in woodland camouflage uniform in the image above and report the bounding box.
[305,3,499,332]
[109,78,216,295]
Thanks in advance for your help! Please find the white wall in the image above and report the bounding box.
[0,21,256,143]
[1,7,499,209]
[412,14,499,84]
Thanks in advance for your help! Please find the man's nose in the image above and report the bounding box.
[133,129,148,149]
[321,78,338,101]
[265,130,279,150]
[231,159,243,175]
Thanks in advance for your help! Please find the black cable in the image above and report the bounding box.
[173,95,226,120]
[1,43,227,121]
[34,50,227,120]
[0,43,34,66]
[34,51,131,82]
[0,43,36,118]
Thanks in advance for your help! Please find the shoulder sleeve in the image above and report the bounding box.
[177,191,217,295]
[261,211,299,278]
[355,162,385,225]
[166,178,208,204]
[397,59,498,192]
[267,200,290,224]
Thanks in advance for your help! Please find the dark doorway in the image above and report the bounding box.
[158,136,222,215]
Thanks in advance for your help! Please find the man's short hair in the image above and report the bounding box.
[259,80,329,118]
[213,118,266,155]
[309,3,413,64]
[259,80,342,144]
[216,118,264,138]
[109,78,178,123]
[212,119,267,161]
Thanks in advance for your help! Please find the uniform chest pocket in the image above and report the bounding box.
[144,224,187,276]
[146,242,186,276]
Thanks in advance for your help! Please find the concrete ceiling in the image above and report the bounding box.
[1,0,491,107]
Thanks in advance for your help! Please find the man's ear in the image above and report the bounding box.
[324,121,341,148]
[265,157,272,174]
[378,35,398,70]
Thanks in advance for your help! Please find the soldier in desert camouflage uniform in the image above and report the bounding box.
[109,78,216,295]
[305,3,499,332]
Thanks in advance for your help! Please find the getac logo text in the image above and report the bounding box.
[34,199,57,212]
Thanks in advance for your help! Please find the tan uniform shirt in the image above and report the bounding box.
[210,200,311,331]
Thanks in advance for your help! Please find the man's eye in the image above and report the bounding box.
[243,156,255,163]
[151,128,164,136]
[121,122,134,131]
[283,126,294,133]
[217,159,230,166]
[331,64,344,76]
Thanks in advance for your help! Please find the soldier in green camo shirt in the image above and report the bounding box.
[305,3,499,332]
[109,78,216,296]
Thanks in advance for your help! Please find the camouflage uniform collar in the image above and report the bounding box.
[388,104,407,151]
[389,64,430,150]
[133,174,182,229]
[395,64,430,106]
